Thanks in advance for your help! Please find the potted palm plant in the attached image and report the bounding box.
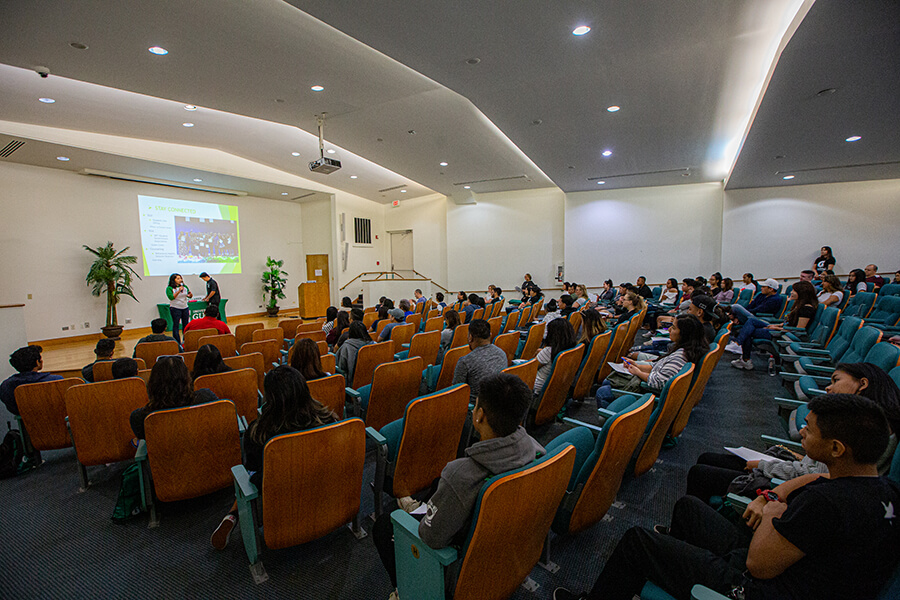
[261,256,288,317]
[84,242,141,340]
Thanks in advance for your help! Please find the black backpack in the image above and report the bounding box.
[0,422,33,479]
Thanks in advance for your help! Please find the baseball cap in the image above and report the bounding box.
[761,278,779,290]
[690,295,717,318]
[389,308,405,320]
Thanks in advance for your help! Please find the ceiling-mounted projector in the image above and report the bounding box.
[309,113,341,174]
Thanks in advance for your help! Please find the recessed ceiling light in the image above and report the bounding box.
[606,105,620,112]
[400,189,407,193]
[326,149,336,154]
[184,105,197,111]
[439,162,448,167]
[38,97,55,103]
[845,135,862,142]
[602,150,612,157]
[463,185,471,189]
[56,156,70,161]
[782,175,795,180]
[182,122,194,127]
[291,152,300,157]
[310,85,324,92]
[466,57,481,65]
[281,192,289,196]
[69,42,88,50]
[350,175,358,179]
[193,178,202,182]
[148,46,168,55]
[597,181,606,185]
[572,26,591,36]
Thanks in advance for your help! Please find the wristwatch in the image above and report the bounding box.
[755,488,780,503]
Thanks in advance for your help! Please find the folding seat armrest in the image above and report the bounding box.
[597,407,617,419]
[335,365,346,375]
[804,365,834,376]
[807,387,828,397]
[345,387,361,398]
[771,478,786,486]
[135,439,148,462]
[279,349,288,357]
[724,493,751,513]
[511,359,527,365]
[392,510,458,566]
[781,326,806,333]
[561,417,603,434]
[365,426,387,445]
[760,434,803,452]
[778,371,802,381]
[401,343,410,349]
[796,348,830,357]
[237,415,248,434]
[776,354,799,362]
[232,465,259,501]
[610,388,633,398]
[774,397,805,409]
[345,387,362,416]
[692,584,731,600]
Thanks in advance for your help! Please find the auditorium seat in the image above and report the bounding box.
[423,345,470,394]
[517,321,546,361]
[596,322,631,381]
[570,330,613,402]
[503,359,539,393]
[449,323,470,349]
[194,368,261,422]
[531,343,585,427]
[395,330,440,366]
[234,323,264,350]
[197,334,237,358]
[183,328,218,352]
[223,352,265,393]
[134,340,181,366]
[277,318,302,341]
[307,374,347,419]
[423,315,444,333]
[348,340,396,390]
[92,358,146,382]
[493,332,519,367]
[404,313,422,332]
[15,377,83,454]
[239,339,281,371]
[348,357,423,430]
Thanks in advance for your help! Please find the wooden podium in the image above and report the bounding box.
[298,281,329,319]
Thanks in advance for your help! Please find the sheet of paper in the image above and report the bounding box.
[724,446,785,463]
[607,361,630,375]
[411,503,428,515]
[651,336,670,343]
[655,329,670,335]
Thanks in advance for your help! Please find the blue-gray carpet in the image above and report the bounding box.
[0,346,784,599]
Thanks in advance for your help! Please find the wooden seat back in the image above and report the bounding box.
[307,374,346,419]
[351,341,396,389]
[407,331,441,367]
[519,322,546,361]
[393,384,470,497]
[134,340,181,366]
[502,359,538,392]
[179,352,197,372]
[597,322,630,380]
[568,311,583,335]
[449,324,470,349]
[387,323,415,348]
[414,300,426,315]
[501,310,521,334]
[277,318,302,340]
[183,328,218,352]
[92,358,147,382]
[427,309,441,320]
[320,353,336,374]
[669,347,717,438]
[363,312,379,329]
[622,309,647,353]
[234,323,264,349]
[298,321,324,334]
[487,316,503,340]
[364,306,377,314]
[262,419,365,549]
[470,307,485,322]
[453,445,576,600]
[571,331,613,401]
[252,327,285,348]
[197,333,237,358]
[194,368,259,422]
[15,378,83,450]
[240,340,281,371]
[223,352,265,393]
[138,369,152,384]
[493,332,519,367]
[405,313,422,332]
[435,346,470,392]
[65,378,148,465]
[294,330,326,345]
[424,316,444,333]
[633,364,695,476]
[566,395,655,534]
[366,357,425,430]
[144,399,241,502]
[533,344,585,426]
[375,319,391,338]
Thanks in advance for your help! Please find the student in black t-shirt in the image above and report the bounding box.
[553,393,900,600]
[813,245,836,276]
[199,272,221,306]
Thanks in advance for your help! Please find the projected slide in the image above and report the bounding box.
[138,195,241,276]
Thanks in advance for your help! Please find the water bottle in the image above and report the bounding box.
[767,356,776,376]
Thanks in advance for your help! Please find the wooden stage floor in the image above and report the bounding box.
[38,310,306,377]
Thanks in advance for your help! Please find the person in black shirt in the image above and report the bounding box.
[813,245,836,276]
[199,272,220,306]
[634,276,653,299]
[81,338,116,383]
[553,393,900,600]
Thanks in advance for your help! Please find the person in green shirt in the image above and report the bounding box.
[166,273,193,345]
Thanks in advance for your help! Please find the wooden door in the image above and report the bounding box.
[301,254,331,318]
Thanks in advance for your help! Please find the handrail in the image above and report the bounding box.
[340,271,448,293]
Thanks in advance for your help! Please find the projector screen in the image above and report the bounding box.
[138,195,241,277]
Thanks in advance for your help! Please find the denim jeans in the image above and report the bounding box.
[169,306,190,345]
[734,317,772,359]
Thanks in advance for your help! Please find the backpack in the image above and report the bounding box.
[0,422,33,479]
[112,463,144,522]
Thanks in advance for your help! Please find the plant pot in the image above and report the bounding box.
[266,305,280,317]
[101,325,124,340]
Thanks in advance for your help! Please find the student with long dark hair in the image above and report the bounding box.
[814,245,836,275]
[326,310,350,347]
[846,268,867,296]
[290,338,329,380]
[130,356,218,439]
[166,273,193,345]
[192,344,232,380]
[337,321,373,383]
[534,318,577,395]
[322,306,339,335]
[598,279,616,304]
[210,366,337,550]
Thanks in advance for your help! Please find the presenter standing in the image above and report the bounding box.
[166,273,192,345]
[199,272,221,307]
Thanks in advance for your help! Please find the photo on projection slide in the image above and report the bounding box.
[138,195,242,276]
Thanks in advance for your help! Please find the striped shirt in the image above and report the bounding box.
[647,348,686,390]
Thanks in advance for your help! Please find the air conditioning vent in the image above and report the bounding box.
[378,184,408,193]
[353,217,372,246]
[454,175,528,186]
[587,168,690,181]
[0,139,25,158]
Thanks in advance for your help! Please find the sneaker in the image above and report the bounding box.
[388,590,400,600]
[211,514,237,550]
[553,588,586,600]
[725,342,743,354]
[731,358,754,370]
[653,524,670,535]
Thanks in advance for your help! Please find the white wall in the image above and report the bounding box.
[0,162,304,342]
[446,188,565,292]
[383,194,448,288]
[722,179,900,278]
[565,182,724,285]
[333,191,388,302]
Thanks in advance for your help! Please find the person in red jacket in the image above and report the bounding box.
[183,305,231,335]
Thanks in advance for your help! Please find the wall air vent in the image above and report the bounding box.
[79,168,248,196]
[0,139,26,158]
[353,217,372,246]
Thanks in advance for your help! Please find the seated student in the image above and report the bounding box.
[183,305,231,335]
[534,319,578,395]
[451,319,509,402]
[733,278,783,318]
[738,272,759,293]
[378,308,407,342]
[397,298,414,318]
[81,338,116,383]
[373,372,544,595]
[487,285,503,305]
[191,343,232,380]
[578,308,606,346]
[334,307,365,349]
[817,274,844,307]
[572,284,592,308]
[413,288,426,306]
[658,278,680,305]
[523,286,543,308]
[634,276,653,299]
[714,277,734,304]
[597,279,617,305]
[0,345,63,415]
[656,279,696,328]
[687,295,719,344]
[434,292,447,309]
[558,294,577,318]
[111,357,139,380]
[555,393,900,600]
[322,306,339,336]
[462,293,484,323]
[210,365,337,549]
[326,311,350,347]
[455,291,468,310]
[539,299,562,329]
[597,314,707,404]
[608,291,645,327]
[371,305,390,332]
[729,281,816,370]
[290,337,330,381]
[866,264,886,290]
[134,318,180,354]
[845,268,868,296]
[894,270,900,285]
[339,296,353,313]
[337,322,373,383]
[436,309,462,364]
[686,362,900,503]
[130,356,218,440]
[708,272,722,291]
